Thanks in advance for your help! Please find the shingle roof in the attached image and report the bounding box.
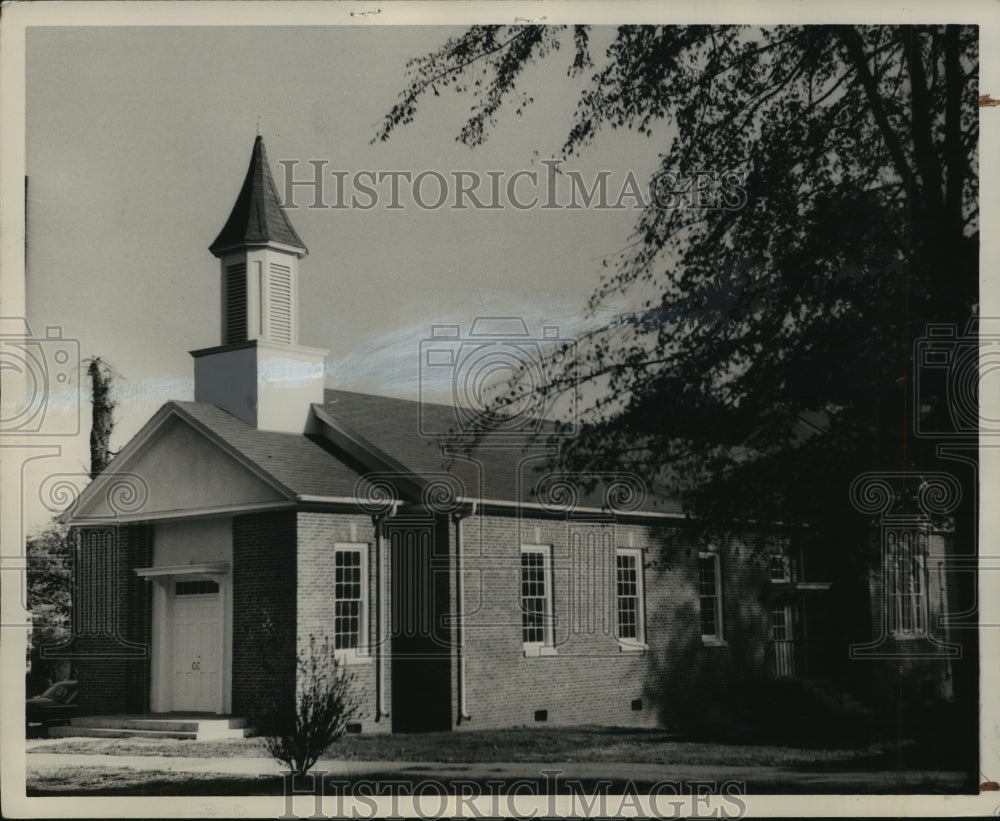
[208,136,308,257]
[171,401,361,498]
[317,389,685,515]
[167,392,830,519]
[168,392,685,516]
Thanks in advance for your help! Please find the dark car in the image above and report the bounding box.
[26,680,79,726]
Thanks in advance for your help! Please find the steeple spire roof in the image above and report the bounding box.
[209,135,308,258]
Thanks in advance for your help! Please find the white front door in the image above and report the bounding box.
[170,587,223,712]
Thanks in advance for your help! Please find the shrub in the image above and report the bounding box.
[259,634,357,776]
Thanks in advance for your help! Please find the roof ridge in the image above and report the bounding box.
[322,387,565,420]
[323,387,454,412]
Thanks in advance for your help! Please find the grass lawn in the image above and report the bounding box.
[29,725,935,769]
[26,727,971,796]
[25,764,966,797]
[27,766,277,797]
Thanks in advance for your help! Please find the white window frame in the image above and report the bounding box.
[769,553,791,583]
[615,548,647,651]
[520,544,556,656]
[698,551,725,646]
[770,603,791,641]
[886,533,929,640]
[333,543,370,662]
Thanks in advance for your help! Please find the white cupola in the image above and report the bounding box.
[191,136,328,433]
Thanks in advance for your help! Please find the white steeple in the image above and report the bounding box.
[191,136,328,433]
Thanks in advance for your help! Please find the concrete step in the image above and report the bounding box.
[51,715,252,740]
[71,716,246,733]
[48,726,199,740]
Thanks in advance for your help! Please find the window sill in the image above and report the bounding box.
[701,637,728,648]
[523,644,558,658]
[617,642,648,653]
[335,653,373,666]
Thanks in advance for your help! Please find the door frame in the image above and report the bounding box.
[387,518,452,732]
[137,562,232,714]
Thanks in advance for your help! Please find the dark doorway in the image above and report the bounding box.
[801,592,844,683]
[388,517,452,732]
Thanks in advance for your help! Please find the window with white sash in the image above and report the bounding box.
[616,548,645,647]
[521,545,554,651]
[886,531,928,639]
[334,544,368,656]
[699,552,723,643]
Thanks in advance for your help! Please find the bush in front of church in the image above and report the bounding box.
[258,632,358,777]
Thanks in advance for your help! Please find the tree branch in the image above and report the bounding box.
[835,26,913,193]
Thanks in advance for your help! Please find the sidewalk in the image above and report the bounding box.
[25,750,967,792]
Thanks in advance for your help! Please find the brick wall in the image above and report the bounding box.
[456,513,779,731]
[241,504,798,733]
[72,523,152,716]
[232,510,298,726]
[296,511,389,734]
[68,496,959,731]
[66,508,803,731]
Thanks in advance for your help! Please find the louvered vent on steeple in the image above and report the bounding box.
[224,263,248,344]
[269,263,293,343]
[209,135,306,348]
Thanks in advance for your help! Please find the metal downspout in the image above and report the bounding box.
[453,502,476,724]
[373,501,398,722]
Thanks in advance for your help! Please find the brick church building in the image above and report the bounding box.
[56,136,956,736]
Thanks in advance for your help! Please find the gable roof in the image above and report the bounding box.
[60,401,363,523]
[208,135,308,257]
[65,391,686,524]
[175,401,359,498]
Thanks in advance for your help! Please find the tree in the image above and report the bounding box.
[25,522,73,692]
[86,357,116,478]
[25,357,118,689]
[378,25,977,532]
[379,23,979,768]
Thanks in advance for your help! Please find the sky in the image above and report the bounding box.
[19,24,666,531]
